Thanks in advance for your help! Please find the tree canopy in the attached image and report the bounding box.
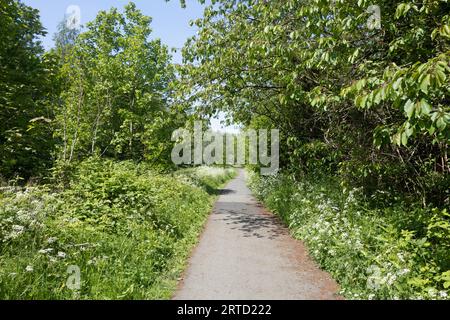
[179,0,450,205]
[0,0,56,179]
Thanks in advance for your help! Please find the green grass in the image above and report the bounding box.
[0,159,235,299]
[247,170,450,300]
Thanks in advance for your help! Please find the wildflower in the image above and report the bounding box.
[25,265,34,272]
[397,268,410,276]
[5,224,26,240]
[439,291,448,298]
[427,288,437,297]
[38,248,53,254]
[47,237,57,244]
[387,274,397,285]
[57,251,66,259]
[12,225,24,232]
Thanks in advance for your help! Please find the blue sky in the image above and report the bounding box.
[22,0,240,133]
[23,0,205,64]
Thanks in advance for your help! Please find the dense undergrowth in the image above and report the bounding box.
[248,171,450,300]
[0,159,235,299]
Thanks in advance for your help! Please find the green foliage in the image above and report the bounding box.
[1,0,448,301]
[0,159,235,299]
[180,0,450,206]
[174,166,237,194]
[53,17,80,59]
[0,0,57,180]
[248,171,450,300]
[55,3,179,164]
[1,1,182,181]
[288,138,340,176]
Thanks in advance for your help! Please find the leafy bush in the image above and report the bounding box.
[0,159,235,299]
[248,171,450,300]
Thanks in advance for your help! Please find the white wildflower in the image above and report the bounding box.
[47,237,57,244]
[397,268,410,276]
[38,248,53,254]
[387,274,397,285]
[397,253,405,262]
[427,288,437,297]
[12,225,24,232]
[25,265,33,272]
[57,251,66,259]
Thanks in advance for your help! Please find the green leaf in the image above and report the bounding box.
[404,99,415,118]
[395,3,412,19]
[418,99,432,116]
[419,74,431,93]
[436,117,447,131]
[401,131,408,146]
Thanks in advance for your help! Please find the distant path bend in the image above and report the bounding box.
[174,169,341,300]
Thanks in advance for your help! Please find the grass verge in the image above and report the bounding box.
[0,159,235,299]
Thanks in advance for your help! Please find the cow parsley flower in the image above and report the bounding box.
[47,237,57,244]
[397,268,410,276]
[38,248,53,254]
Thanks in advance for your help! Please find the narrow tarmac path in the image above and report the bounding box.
[174,169,340,300]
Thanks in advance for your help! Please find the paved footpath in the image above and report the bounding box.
[174,169,341,300]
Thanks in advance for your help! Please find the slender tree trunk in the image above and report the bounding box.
[91,103,101,154]
[69,85,83,163]
[61,98,68,161]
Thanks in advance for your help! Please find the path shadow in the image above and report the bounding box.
[198,184,236,196]
[218,188,236,195]
[214,206,286,240]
